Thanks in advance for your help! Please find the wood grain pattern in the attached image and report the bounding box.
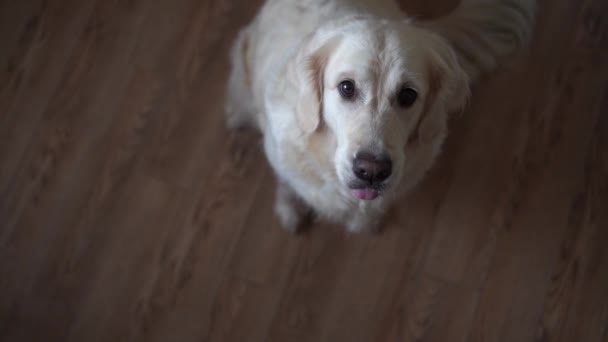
[1,0,607,341]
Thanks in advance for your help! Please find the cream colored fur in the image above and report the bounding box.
[225,0,535,233]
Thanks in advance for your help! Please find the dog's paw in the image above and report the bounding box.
[274,183,311,233]
[275,200,303,233]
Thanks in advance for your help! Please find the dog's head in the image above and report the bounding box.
[285,17,469,201]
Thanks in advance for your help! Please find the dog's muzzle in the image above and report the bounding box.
[349,150,392,200]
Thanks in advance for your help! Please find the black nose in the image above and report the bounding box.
[352,151,392,184]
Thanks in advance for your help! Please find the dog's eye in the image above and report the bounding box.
[397,87,418,108]
[338,80,356,99]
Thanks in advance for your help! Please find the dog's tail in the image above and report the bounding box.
[423,0,536,82]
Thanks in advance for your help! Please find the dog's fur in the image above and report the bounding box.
[225,0,535,233]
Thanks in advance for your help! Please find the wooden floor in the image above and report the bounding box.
[1,0,607,341]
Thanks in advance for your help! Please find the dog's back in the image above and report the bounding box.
[425,0,536,81]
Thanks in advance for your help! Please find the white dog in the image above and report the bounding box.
[225,0,535,233]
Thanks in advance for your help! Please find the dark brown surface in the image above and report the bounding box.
[1,0,607,341]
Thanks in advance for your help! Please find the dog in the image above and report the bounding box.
[225,0,535,233]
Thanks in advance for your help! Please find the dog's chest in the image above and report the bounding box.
[263,133,353,216]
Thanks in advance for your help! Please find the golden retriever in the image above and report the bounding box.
[225,0,535,233]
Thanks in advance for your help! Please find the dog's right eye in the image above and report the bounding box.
[338,80,356,99]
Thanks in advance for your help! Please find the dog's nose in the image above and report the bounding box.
[352,151,392,183]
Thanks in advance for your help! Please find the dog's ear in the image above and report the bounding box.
[414,34,470,144]
[286,36,339,134]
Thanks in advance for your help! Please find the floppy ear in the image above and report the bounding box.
[285,36,339,134]
[414,34,470,144]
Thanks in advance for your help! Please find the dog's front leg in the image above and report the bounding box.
[274,182,310,233]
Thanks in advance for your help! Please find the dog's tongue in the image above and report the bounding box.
[351,188,380,200]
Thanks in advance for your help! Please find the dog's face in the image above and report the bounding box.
[288,18,469,201]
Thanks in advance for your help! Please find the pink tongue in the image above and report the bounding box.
[351,188,380,200]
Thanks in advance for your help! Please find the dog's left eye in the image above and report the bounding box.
[338,80,356,99]
[397,87,418,108]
